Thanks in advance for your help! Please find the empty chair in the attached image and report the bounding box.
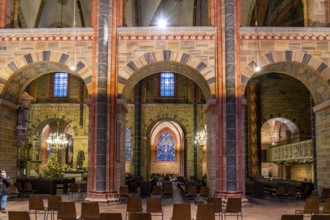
[224,197,243,220]
[57,201,78,220]
[151,185,162,197]
[185,185,198,203]
[172,203,191,220]
[129,212,152,220]
[24,182,35,197]
[8,211,31,220]
[68,183,79,199]
[79,183,87,200]
[118,186,130,203]
[311,215,330,220]
[8,184,19,200]
[287,185,298,201]
[321,188,330,201]
[322,198,330,214]
[28,195,46,220]
[126,196,143,220]
[208,197,223,220]
[295,197,320,216]
[275,185,287,201]
[196,203,215,220]
[281,214,304,220]
[162,183,173,200]
[15,182,24,198]
[198,186,210,202]
[45,195,62,220]
[80,201,100,220]
[100,213,122,220]
[146,197,164,220]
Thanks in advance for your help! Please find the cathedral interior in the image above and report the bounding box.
[0,0,330,201]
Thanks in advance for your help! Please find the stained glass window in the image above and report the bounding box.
[160,72,175,97]
[53,72,68,97]
[157,131,175,161]
[125,128,131,161]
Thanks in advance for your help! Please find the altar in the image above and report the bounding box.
[63,170,86,182]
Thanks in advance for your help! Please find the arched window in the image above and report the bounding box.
[125,128,131,161]
[157,131,175,161]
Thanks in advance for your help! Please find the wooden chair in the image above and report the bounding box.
[126,196,143,220]
[223,197,243,220]
[15,182,24,198]
[68,183,79,200]
[129,212,152,220]
[100,213,122,220]
[196,203,215,220]
[208,197,223,220]
[295,197,320,216]
[8,211,31,220]
[275,185,287,201]
[311,215,330,220]
[287,185,298,201]
[321,188,330,202]
[162,183,173,201]
[80,201,100,220]
[185,185,198,203]
[119,186,130,203]
[146,197,164,220]
[322,198,330,214]
[151,185,162,197]
[198,186,210,202]
[172,203,191,220]
[28,195,46,220]
[24,182,35,197]
[57,201,78,220]
[8,184,19,200]
[79,183,87,200]
[281,214,304,220]
[45,195,62,220]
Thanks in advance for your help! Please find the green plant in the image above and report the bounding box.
[42,153,64,178]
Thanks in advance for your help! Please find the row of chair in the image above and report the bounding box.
[125,195,243,220]
[282,214,330,220]
[295,197,330,216]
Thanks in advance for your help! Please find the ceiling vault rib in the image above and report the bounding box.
[76,0,85,27]
[35,0,46,28]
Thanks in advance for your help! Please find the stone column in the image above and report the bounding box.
[17,92,33,144]
[133,82,142,177]
[206,99,218,195]
[313,100,330,192]
[224,0,238,192]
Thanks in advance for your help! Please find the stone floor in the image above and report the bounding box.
[0,186,318,220]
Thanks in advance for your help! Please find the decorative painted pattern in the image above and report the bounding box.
[269,140,312,162]
[118,34,215,41]
[0,34,93,42]
[241,33,330,41]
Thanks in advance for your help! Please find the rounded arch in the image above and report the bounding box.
[241,51,330,105]
[0,51,92,103]
[119,50,214,100]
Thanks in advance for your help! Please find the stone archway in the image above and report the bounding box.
[242,52,330,190]
[0,51,92,103]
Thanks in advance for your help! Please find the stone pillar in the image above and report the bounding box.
[133,82,142,177]
[87,0,110,202]
[305,0,330,26]
[17,92,33,144]
[206,99,218,196]
[224,0,238,192]
[313,100,330,192]
[247,81,261,177]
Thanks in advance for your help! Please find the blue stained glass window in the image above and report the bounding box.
[157,131,175,161]
[125,128,131,161]
[160,72,175,97]
[53,72,68,97]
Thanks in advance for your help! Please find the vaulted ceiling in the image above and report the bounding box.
[7,0,304,28]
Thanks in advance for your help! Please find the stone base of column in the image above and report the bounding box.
[85,191,109,203]
[214,191,244,198]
